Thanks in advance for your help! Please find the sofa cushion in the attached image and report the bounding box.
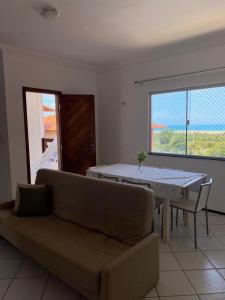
[15,184,50,216]
[0,209,129,293]
[35,169,154,244]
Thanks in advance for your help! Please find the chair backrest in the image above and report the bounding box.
[195,178,212,212]
[99,173,118,182]
[122,179,151,189]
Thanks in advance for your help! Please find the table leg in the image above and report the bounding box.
[162,199,170,243]
[183,211,189,226]
[182,188,189,227]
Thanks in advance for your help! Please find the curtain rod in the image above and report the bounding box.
[134,65,225,85]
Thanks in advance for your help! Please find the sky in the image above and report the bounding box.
[151,86,225,126]
[42,94,56,117]
[42,94,56,108]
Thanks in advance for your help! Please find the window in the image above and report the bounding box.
[150,85,225,159]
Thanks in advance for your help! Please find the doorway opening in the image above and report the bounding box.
[23,88,61,183]
[23,88,96,181]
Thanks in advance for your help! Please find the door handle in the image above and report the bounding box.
[90,144,96,148]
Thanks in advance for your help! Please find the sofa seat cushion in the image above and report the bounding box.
[0,209,129,293]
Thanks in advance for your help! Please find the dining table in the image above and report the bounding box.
[87,164,207,243]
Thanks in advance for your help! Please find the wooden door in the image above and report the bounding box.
[59,94,96,175]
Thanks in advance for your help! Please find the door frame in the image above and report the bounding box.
[22,87,62,183]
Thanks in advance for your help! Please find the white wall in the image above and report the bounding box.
[0,50,11,200]
[98,43,225,213]
[1,48,97,199]
[2,41,225,211]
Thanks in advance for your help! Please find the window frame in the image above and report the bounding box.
[149,82,225,161]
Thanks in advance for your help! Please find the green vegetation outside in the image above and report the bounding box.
[152,129,225,158]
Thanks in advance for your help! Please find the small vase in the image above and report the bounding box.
[138,162,142,172]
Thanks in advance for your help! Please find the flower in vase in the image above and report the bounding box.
[136,150,147,171]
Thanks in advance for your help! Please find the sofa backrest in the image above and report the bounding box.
[36,169,155,244]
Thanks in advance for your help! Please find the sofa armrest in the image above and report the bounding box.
[100,233,159,300]
[0,200,15,210]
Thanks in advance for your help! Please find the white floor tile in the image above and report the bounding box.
[197,237,225,251]
[199,293,225,299]
[169,238,196,252]
[210,225,225,236]
[217,215,225,224]
[4,277,47,300]
[159,242,172,253]
[144,287,158,297]
[215,236,225,246]
[199,215,224,225]
[175,252,213,270]
[185,270,225,294]
[160,253,181,271]
[183,224,212,237]
[170,227,188,238]
[204,251,225,268]
[176,213,201,226]
[42,275,80,300]
[217,269,225,279]
[0,259,22,278]
[156,271,195,296]
[16,259,48,278]
[0,279,12,298]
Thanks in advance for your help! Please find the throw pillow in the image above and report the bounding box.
[15,184,51,216]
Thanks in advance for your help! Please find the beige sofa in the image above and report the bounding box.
[0,169,159,300]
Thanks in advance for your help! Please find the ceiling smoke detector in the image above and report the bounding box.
[40,6,61,21]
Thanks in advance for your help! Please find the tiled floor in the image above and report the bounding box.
[148,210,225,300]
[0,211,225,299]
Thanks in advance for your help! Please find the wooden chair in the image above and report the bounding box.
[170,178,212,249]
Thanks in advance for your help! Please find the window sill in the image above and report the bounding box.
[148,152,225,162]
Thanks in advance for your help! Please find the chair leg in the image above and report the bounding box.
[161,208,164,239]
[206,210,209,235]
[171,207,173,231]
[194,213,197,249]
[158,205,160,214]
[176,208,178,226]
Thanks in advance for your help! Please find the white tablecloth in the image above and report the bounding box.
[87,164,207,201]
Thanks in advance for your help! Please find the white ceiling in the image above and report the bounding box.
[1,0,225,67]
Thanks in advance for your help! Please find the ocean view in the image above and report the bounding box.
[151,86,225,157]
